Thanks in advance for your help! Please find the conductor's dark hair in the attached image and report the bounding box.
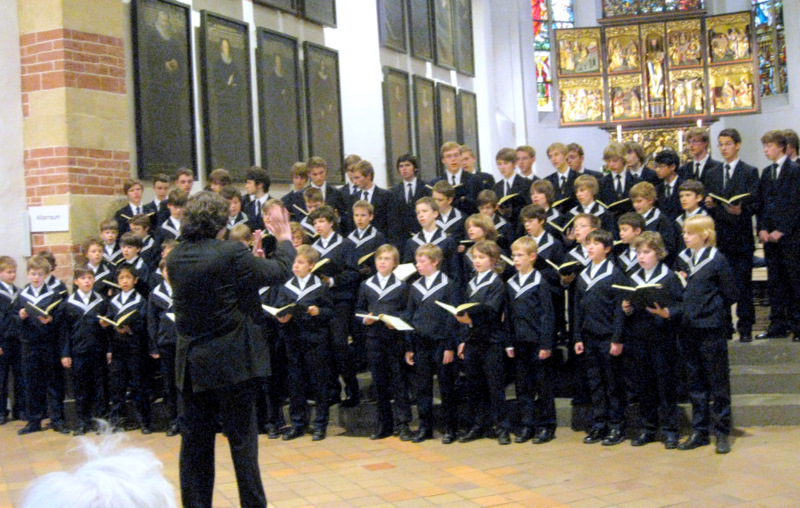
[396,154,419,172]
[182,191,228,241]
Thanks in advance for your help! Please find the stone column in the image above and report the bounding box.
[18,0,131,280]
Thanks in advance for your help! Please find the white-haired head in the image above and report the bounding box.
[20,425,176,508]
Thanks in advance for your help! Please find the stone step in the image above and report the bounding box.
[728,337,800,365]
[730,364,800,394]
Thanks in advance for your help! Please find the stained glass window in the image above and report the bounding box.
[532,0,573,110]
[753,0,787,96]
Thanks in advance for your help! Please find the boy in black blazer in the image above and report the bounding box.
[599,142,639,220]
[621,232,683,449]
[565,175,616,235]
[402,197,458,281]
[630,181,681,267]
[756,130,800,340]
[282,162,310,222]
[59,265,108,435]
[355,244,412,441]
[433,181,467,243]
[678,127,723,189]
[573,230,627,446]
[705,129,760,342]
[653,149,685,221]
[455,240,513,445]
[154,189,187,251]
[433,142,482,216]
[507,237,556,444]
[493,147,532,227]
[243,167,272,233]
[113,179,155,237]
[673,215,737,454]
[390,155,431,248]
[350,160,394,236]
[348,200,388,282]
[544,143,578,213]
[614,213,645,277]
[0,256,23,425]
[307,156,352,234]
[624,141,660,186]
[404,243,461,444]
[273,246,335,441]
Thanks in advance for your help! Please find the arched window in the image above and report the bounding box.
[532,0,574,111]
[752,0,787,96]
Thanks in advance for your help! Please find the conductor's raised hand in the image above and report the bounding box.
[263,203,292,243]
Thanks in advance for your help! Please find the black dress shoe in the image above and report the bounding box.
[312,429,326,441]
[756,328,788,339]
[141,426,153,435]
[282,426,305,441]
[458,426,483,443]
[739,331,753,343]
[602,429,626,446]
[533,428,555,444]
[631,432,655,447]
[370,428,392,440]
[514,427,533,443]
[715,434,731,454]
[18,422,42,435]
[497,430,511,445]
[678,431,710,450]
[664,433,680,450]
[267,425,282,440]
[412,428,432,443]
[166,423,180,437]
[50,420,70,434]
[583,428,605,444]
[398,424,414,442]
[441,430,457,444]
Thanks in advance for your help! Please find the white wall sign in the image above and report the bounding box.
[29,205,70,233]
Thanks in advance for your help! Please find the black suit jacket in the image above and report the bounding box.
[598,172,639,218]
[544,169,578,212]
[679,157,724,193]
[167,238,295,393]
[319,183,352,233]
[433,171,482,215]
[627,166,660,187]
[350,185,394,235]
[493,175,532,226]
[656,176,685,221]
[114,203,157,237]
[389,179,431,247]
[757,158,800,245]
[707,160,760,254]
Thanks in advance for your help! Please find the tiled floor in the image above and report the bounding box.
[3,420,800,507]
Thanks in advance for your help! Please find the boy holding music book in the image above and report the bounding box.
[529,180,568,240]
[620,232,683,449]
[598,142,637,219]
[101,263,152,434]
[572,230,628,446]
[309,205,361,408]
[272,245,335,442]
[453,240,513,445]
[405,243,462,444]
[59,265,108,436]
[507,237,557,444]
[15,254,67,435]
[492,147,531,226]
[347,200,387,282]
[478,190,516,249]
[355,244,413,441]
[403,197,458,282]
[146,259,180,437]
[80,238,115,297]
[565,175,616,236]
[675,180,708,229]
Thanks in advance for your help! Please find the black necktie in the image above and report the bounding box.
[695,162,701,179]
[504,181,510,195]
[614,174,621,196]
[406,183,413,203]
[451,175,456,185]
[559,175,566,192]
[772,163,779,181]
[665,185,671,198]
[724,164,731,190]
[362,190,368,202]
[692,252,698,265]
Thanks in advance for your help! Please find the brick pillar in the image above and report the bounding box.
[17,0,130,281]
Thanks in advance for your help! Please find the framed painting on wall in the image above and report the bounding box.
[666,19,703,69]
[132,0,196,180]
[608,74,644,122]
[254,0,296,14]
[412,76,439,182]
[555,27,602,77]
[456,89,479,162]
[200,11,254,180]
[605,25,640,74]
[378,0,407,52]
[383,68,412,186]
[302,0,337,28]
[303,42,344,183]
[709,63,757,115]
[433,0,455,69]
[407,0,434,61]
[435,83,458,174]
[256,29,303,183]
[668,68,706,117]
[559,77,605,126]
[707,12,752,65]
[453,0,474,76]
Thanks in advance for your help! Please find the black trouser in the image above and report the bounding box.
[257,335,286,429]
[583,335,626,431]
[285,335,331,430]
[514,342,556,431]
[108,345,151,426]
[635,335,679,436]
[71,350,107,426]
[463,341,510,432]
[763,241,800,332]
[412,339,458,432]
[21,341,64,424]
[0,337,25,419]
[180,378,266,508]
[159,343,181,426]
[329,300,358,397]
[679,325,731,436]
[367,335,411,431]
[724,250,755,333]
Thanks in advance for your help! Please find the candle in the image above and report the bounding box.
[633,134,639,142]
[697,119,702,128]
[678,130,684,153]
[616,125,622,142]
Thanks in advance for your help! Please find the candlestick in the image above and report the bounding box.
[616,125,622,142]
[678,130,684,154]
[697,119,702,128]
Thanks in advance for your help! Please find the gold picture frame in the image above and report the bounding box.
[707,12,752,65]
[559,77,605,125]
[556,28,603,77]
[666,19,703,68]
[709,63,756,115]
[605,25,640,74]
[669,68,706,117]
[641,23,667,119]
[609,74,644,122]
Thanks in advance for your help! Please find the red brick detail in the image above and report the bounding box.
[30,237,82,282]
[19,28,126,117]
[24,145,131,205]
